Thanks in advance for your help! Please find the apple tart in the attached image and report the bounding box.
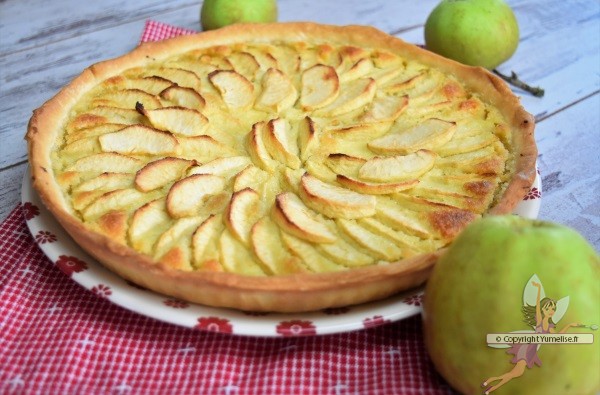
[27,23,536,312]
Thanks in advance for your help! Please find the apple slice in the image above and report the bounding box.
[435,133,497,157]
[128,198,171,253]
[329,121,392,142]
[136,103,209,137]
[223,187,261,246]
[361,94,408,123]
[145,67,201,92]
[166,174,225,218]
[176,135,237,162]
[208,70,255,109]
[315,78,376,117]
[336,175,418,195]
[250,216,307,275]
[73,172,133,194]
[82,188,149,221]
[68,106,144,132]
[317,235,374,267]
[375,197,432,238]
[233,165,269,192]
[65,123,126,144]
[102,75,173,95]
[304,156,338,183]
[280,233,346,273]
[359,150,437,182]
[368,118,457,155]
[66,152,143,173]
[219,229,266,276]
[300,64,340,110]
[324,153,366,177]
[98,124,178,155]
[255,68,298,112]
[272,192,336,243]
[358,217,423,256]
[227,51,261,80]
[263,118,301,169]
[92,89,162,110]
[297,116,319,161]
[154,216,206,270]
[159,85,206,110]
[191,214,224,270]
[282,167,305,193]
[298,173,376,219]
[337,219,403,261]
[61,137,100,161]
[188,156,251,179]
[246,122,277,172]
[339,58,374,82]
[135,157,194,192]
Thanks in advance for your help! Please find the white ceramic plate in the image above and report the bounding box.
[21,168,541,337]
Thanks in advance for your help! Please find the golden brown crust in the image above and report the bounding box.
[26,22,536,312]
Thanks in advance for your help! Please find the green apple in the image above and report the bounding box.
[424,0,519,69]
[423,215,600,394]
[201,0,278,31]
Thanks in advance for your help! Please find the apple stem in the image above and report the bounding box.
[492,69,545,97]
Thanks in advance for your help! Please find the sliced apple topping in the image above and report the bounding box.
[435,133,497,157]
[233,165,269,192]
[358,150,437,182]
[329,121,392,142]
[298,173,376,219]
[159,85,206,110]
[61,137,100,161]
[135,157,194,192]
[73,172,134,194]
[361,94,408,123]
[337,219,403,261]
[281,167,305,193]
[208,70,255,109]
[317,234,374,267]
[303,156,338,183]
[98,124,178,155]
[227,51,261,80]
[219,229,266,276]
[374,197,431,238]
[176,135,237,162]
[145,67,201,92]
[280,233,346,273]
[250,217,306,275]
[315,78,376,117]
[66,153,143,173]
[297,116,319,161]
[82,188,149,221]
[255,68,298,112]
[368,118,457,155]
[436,143,506,175]
[92,89,161,110]
[336,175,418,195]
[358,217,422,256]
[263,118,301,169]
[224,188,261,246]
[136,103,209,137]
[188,156,252,179]
[69,106,144,131]
[339,58,374,82]
[166,174,225,218]
[129,198,172,253]
[154,216,206,270]
[191,214,224,270]
[324,153,366,178]
[300,64,340,110]
[272,192,336,243]
[246,122,277,172]
[65,123,127,144]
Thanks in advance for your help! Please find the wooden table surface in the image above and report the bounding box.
[1,0,599,250]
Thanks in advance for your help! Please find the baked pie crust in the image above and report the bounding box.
[27,23,537,312]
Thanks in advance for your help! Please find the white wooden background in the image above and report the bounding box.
[1,0,599,249]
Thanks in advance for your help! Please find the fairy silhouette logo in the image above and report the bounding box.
[482,274,597,394]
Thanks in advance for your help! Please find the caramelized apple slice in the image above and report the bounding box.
[159,85,206,110]
[263,118,301,169]
[223,188,261,246]
[255,68,298,112]
[246,122,277,172]
[129,198,172,253]
[227,52,261,80]
[92,89,161,110]
[154,216,206,270]
[368,118,457,155]
[336,175,418,195]
[166,174,225,218]
[66,153,143,173]
[359,150,437,182]
[136,103,208,136]
[339,58,374,82]
[280,233,346,273]
[337,219,403,261]
[361,94,408,123]
[135,157,194,192]
[233,165,269,192]
[65,123,127,144]
[73,172,134,193]
[300,64,340,110]
[82,188,149,221]
[298,173,376,219]
[329,122,392,142]
[176,135,237,162]
[208,70,255,109]
[324,154,366,178]
[191,214,224,270]
[317,235,374,267]
[98,125,178,155]
[250,217,306,275]
[145,67,201,92]
[315,78,376,117]
[188,156,252,179]
[272,192,336,243]
[219,229,266,276]
[297,116,319,161]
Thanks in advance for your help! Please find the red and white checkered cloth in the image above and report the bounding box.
[0,21,455,394]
